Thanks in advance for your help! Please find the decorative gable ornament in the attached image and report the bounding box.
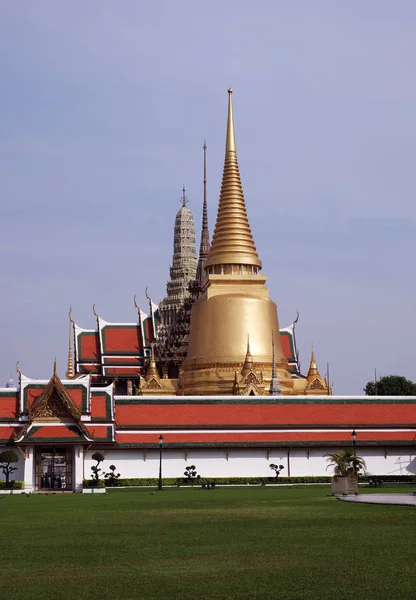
[15,362,90,442]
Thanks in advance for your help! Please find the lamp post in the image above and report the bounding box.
[158,434,164,490]
[351,429,357,474]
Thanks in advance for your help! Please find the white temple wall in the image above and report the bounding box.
[358,447,416,476]
[84,446,416,480]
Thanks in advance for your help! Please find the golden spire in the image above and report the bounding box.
[66,307,74,379]
[53,358,57,379]
[146,344,160,382]
[241,334,254,377]
[307,344,320,380]
[205,89,262,270]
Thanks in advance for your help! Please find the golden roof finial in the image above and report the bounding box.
[205,89,262,270]
[146,343,160,382]
[53,358,57,379]
[307,344,320,379]
[241,334,254,377]
[66,307,74,379]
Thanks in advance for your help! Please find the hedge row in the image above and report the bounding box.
[83,474,416,488]
[0,480,24,490]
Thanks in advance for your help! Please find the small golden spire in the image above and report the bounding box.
[53,358,57,379]
[307,344,320,380]
[241,334,254,377]
[205,89,262,270]
[66,307,74,379]
[146,344,160,382]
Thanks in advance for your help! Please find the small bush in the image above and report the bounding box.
[0,480,24,490]
[104,465,120,487]
[83,479,105,489]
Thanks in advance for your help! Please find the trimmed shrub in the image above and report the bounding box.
[0,480,24,490]
[83,479,105,489]
[90,474,416,488]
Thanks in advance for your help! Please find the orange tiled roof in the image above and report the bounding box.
[115,399,416,428]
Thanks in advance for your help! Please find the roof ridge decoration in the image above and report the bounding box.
[205,89,262,270]
[15,361,22,387]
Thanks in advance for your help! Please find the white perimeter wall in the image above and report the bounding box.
[84,447,416,480]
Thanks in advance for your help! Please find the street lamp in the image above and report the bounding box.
[158,434,164,490]
[351,429,357,474]
[351,429,357,455]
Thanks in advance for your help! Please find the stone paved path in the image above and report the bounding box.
[338,493,416,507]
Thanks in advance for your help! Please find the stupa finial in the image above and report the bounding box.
[205,89,261,270]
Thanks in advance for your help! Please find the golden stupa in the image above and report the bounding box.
[183,89,295,395]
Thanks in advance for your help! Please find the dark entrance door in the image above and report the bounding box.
[36,447,73,491]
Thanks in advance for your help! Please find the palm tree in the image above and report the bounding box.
[325,449,366,476]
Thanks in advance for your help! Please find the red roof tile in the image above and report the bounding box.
[101,326,142,354]
[115,402,416,428]
[0,393,18,419]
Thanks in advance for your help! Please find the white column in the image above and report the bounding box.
[24,446,34,491]
[74,445,84,493]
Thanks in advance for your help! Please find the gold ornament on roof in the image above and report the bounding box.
[205,89,261,270]
[307,344,320,379]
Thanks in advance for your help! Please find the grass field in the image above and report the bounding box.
[0,485,414,600]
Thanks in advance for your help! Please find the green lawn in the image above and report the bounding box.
[0,486,414,600]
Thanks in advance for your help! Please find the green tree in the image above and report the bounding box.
[325,449,366,476]
[0,450,19,486]
[364,375,416,396]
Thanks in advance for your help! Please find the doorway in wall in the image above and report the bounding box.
[35,447,73,491]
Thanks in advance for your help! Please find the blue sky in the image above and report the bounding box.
[1,1,415,393]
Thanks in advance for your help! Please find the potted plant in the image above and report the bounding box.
[325,449,366,495]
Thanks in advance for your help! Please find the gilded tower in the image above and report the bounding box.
[182,90,294,395]
[157,187,197,339]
